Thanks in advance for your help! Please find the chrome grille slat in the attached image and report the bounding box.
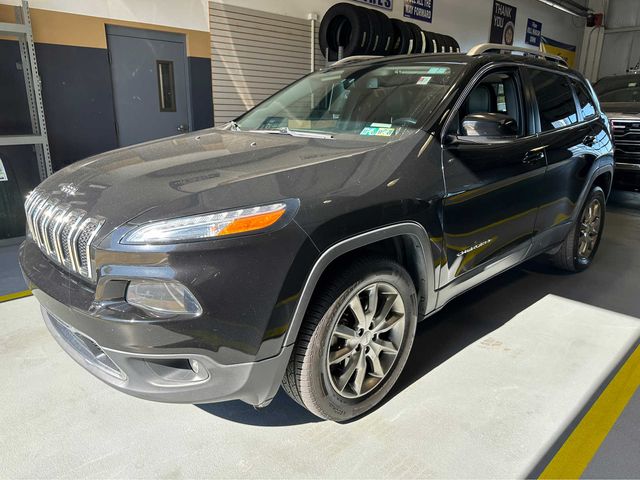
[23,190,103,282]
[52,205,71,262]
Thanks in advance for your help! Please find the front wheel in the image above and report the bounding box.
[550,186,606,272]
[281,257,417,421]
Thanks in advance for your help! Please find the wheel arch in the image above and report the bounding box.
[282,222,437,348]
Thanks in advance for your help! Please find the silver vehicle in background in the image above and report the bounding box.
[594,72,640,190]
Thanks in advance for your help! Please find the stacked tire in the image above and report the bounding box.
[319,2,460,61]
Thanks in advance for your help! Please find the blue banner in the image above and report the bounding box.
[352,0,393,11]
[525,18,542,47]
[403,0,433,23]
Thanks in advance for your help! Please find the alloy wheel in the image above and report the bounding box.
[578,198,602,260]
[326,282,405,399]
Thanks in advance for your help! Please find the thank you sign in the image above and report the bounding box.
[490,0,517,45]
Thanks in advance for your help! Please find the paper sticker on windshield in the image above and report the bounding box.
[629,82,638,87]
[416,76,432,85]
[361,126,396,137]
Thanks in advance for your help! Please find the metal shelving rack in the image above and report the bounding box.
[0,0,52,180]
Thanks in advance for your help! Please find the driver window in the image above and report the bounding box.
[455,70,524,139]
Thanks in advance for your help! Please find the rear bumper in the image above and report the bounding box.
[37,288,292,406]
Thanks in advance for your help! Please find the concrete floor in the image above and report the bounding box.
[1,191,639,478]
[0,238,26,296]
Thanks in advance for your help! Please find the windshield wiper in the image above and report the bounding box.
[249,127,334,139]
[225,121,242,131]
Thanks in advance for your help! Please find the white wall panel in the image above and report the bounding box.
[210,2,317,125]
[213,0,585,52]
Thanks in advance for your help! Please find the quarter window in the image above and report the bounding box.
[573,81,597,120]
[529,69,578,131]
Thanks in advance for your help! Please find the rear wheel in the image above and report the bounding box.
[550,186,606,272]
[282,257,417,421]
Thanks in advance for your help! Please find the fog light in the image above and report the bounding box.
[126,280,202,316]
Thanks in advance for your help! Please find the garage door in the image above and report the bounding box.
[209,2,323,126]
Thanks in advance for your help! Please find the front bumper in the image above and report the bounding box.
[18,233,310,407]
[36,288,292,406]
[614,163,640,190]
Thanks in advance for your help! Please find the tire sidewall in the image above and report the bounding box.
[305,266,417,421]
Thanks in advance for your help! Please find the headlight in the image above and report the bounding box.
[126,280,202,316]
[121,202,289,245]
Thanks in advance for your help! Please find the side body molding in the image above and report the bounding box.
[282,222,437,347]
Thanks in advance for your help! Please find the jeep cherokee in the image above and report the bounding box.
[20,47,614,421]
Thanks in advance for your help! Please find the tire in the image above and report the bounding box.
[441,35,456,52]
[423,31,437,53]
[550,186,606,272]
[448,36,461,52]
[362,8,382,55]
[372,10,394,55]
[319,3,370,61]
[431,32,447,52]
[405,22,424,54]
[390,18,412,55]
[281,256,418,421]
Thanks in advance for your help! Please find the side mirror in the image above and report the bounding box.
[461,113,518,138]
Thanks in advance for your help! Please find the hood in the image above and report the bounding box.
[36,129,416,235]
[600,102,640,117]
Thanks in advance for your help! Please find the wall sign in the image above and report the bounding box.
[490,0,517,46]
[526,19,542,47]
[403,0,433,23]
[0,158,7,182]
[541,36,577,68]
[352,0,393,11]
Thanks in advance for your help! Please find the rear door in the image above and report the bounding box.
[441,67,547,285]
[525,68,597,243]
[107,26,191,147]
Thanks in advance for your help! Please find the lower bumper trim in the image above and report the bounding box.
[42,307,293,406]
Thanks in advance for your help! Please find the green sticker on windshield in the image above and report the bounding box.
[426,67,450,74]
[361,126,396,137]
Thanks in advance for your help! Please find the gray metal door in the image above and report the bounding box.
[107,26,191,147]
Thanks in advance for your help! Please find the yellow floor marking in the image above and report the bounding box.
[0,290,32,303]
[540,344,640,479]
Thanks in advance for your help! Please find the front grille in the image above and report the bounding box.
[24,190,104,281]
[611,119,640,164]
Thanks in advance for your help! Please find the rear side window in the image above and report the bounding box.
[529,69,578,131]
[573,80,597,120]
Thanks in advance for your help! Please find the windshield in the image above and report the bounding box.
[594,76,640,103]
[234,61,463,139]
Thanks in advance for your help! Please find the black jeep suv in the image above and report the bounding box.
[20,48,614,421]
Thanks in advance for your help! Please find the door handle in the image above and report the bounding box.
[522,151,545,165]
[583,134,596,147]
[177,124,189,133]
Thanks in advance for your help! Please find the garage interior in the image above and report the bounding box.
[1,0,639,478]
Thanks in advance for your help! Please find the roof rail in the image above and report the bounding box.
[330,55,383,67]
[467,43,568,68]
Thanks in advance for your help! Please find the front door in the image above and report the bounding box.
[107,26,191,147]
[441,67,547,285]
